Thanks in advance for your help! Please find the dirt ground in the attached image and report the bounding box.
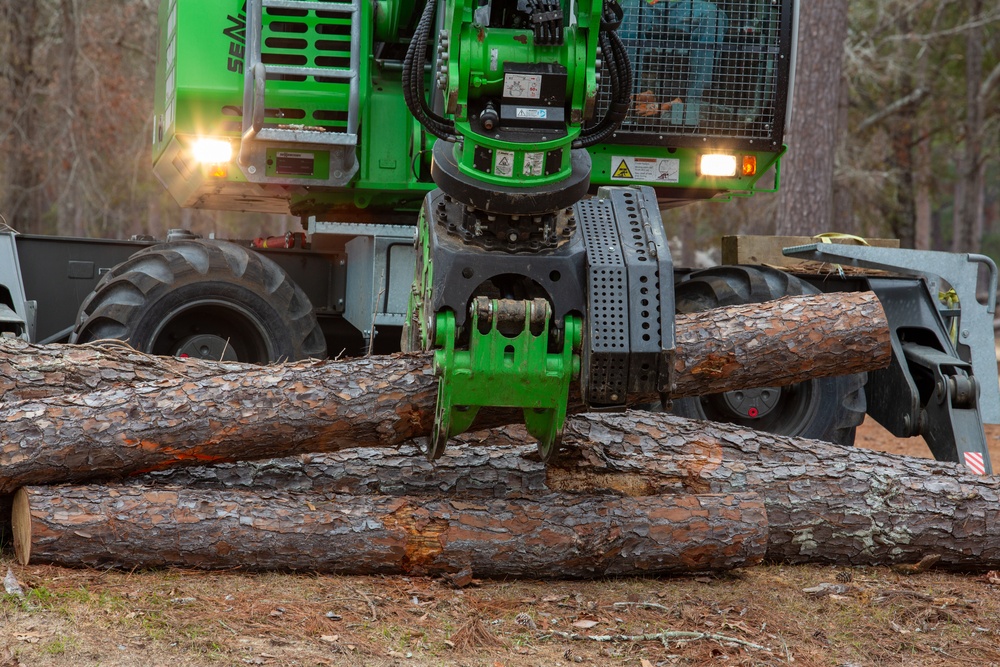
[2,420,1000,667]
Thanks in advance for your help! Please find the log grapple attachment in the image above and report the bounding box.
[404,185,676,460]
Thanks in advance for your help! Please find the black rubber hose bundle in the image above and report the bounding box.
[403,0,458,142]
[574,0,632,148]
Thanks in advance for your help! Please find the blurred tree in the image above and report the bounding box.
[951,0,994,254]
[775,0,850,235]
[843,1,999,253]
[0,0,161,238]
[0,3,48,232]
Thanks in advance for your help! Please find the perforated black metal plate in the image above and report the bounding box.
[577,196,629,404]
[577,186,675,406]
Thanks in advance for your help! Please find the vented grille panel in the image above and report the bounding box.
[599,0,791,147]
[577,198,629,404]
[577,199,628,354]
[258,1,354,131]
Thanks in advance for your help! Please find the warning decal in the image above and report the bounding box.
[610,156,680,183]
[502,73,541,99]
[523,151,544,177]
[612,160,633,179]
[494,150,514,178]
[965,451,986,475]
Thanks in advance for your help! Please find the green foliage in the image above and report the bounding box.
[40,635,77,655]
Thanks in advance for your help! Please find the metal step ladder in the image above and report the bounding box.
[238,0,361,186]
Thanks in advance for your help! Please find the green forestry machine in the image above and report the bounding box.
[1,0,997,471]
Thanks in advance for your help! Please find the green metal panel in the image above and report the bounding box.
[153,0,792,219]
[154,0,436,215]
[163,1,359,138]
[588,144,783,193]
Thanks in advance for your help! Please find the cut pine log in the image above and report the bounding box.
[0,291,888,402]
[12,485,768,577]
[0,292,888,491]
[0,338,232,401]
[142,415,1000,570]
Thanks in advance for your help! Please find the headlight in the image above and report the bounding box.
[699,154,738,178]
[191,138,233,164]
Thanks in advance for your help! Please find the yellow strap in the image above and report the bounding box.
[811,233,872,279]
[938,288,960,343]
[814,232,871,246]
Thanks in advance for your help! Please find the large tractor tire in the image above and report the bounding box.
[670,265,866,446]
[71,239,326,363]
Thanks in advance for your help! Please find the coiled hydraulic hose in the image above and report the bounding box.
[574,0,632,149]
[403,0,458,142]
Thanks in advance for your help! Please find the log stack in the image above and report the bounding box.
[5,290,982,577]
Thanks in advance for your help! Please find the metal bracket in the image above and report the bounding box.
[430,299,580,462]
[0,232,33,341]
[784,244,999,425]
[902,342,991,474]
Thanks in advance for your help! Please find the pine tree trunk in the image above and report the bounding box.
[12,485,767,577]
[0,291,888,492]
[776,0,849,235]
[0,291,888,403]
[951,0,985,254]
[143,414,1000,570]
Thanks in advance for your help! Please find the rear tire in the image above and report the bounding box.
[71,239,326,363]
[670,266,866,446]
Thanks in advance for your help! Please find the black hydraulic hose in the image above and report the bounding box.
[578,32,622,141]
[405,0,446,131]
[403,0,457,141]
[410,0,456,139]
[573,0,632,148]
[530,0,564,46]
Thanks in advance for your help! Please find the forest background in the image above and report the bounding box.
[0,1,997,271]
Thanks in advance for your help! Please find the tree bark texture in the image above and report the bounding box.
[0,292,888,492]
[144,414,1000,570]
[0,292,888,403]
[0,339,245,402]
[12,485,767,577]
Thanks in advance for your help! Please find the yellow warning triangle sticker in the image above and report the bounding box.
[613,160,633,179]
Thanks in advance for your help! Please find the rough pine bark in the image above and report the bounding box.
[145,414,1000,570]
[0,292,888,402]
[12,485,767,577]
[0,292,888,492]
[0,339,243,401]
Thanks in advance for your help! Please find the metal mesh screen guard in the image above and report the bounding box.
[599,0,793,149]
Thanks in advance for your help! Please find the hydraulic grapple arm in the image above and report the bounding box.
[402,0,675,458]
[786,244,999,474]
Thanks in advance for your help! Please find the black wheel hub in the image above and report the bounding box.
[175,334,240,361]
[719,386,782,419]
[698,380,819,434]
